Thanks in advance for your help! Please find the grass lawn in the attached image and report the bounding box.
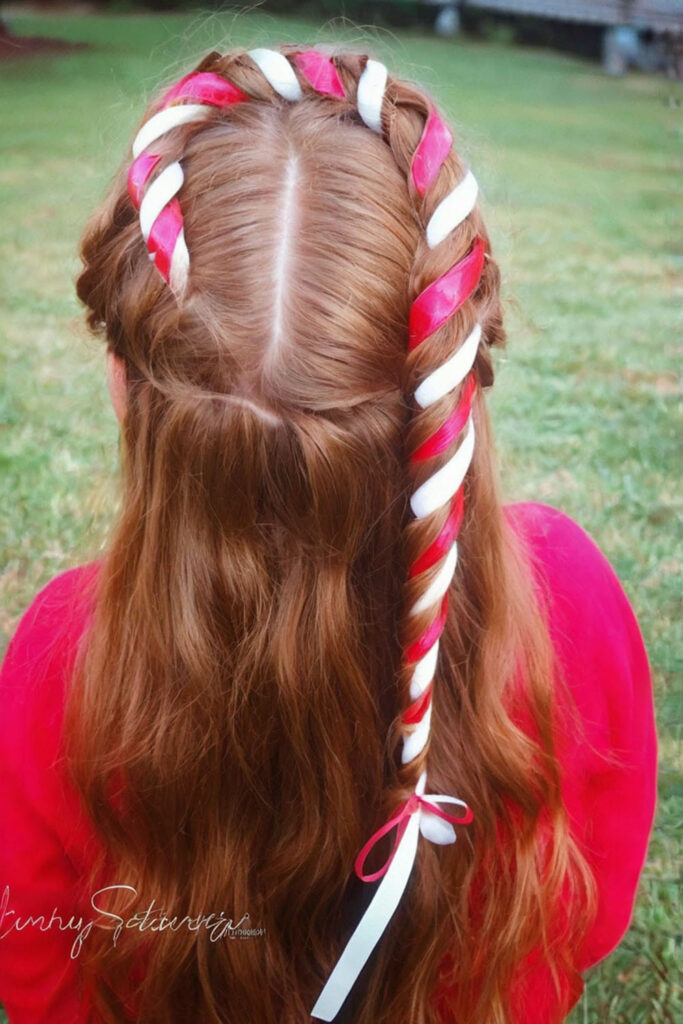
[0,9,680,1022]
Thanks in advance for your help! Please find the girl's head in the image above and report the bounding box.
[70,43,595,1024]
[85,46,501,425]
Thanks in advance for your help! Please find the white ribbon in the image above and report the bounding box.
[310,771,468,1020]
[410,543,458,616]
[409,639,439,699]
[426,169,479,249]
[357,59,387,134]
[410,416,475,519]
[248,47,303,101]
[401,703,432,764]
[139,162,184,241]
[132,104,208,159]
[414,323,482,409]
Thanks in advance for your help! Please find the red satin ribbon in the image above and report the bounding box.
[402,683,433,726]
[146,199,183,282]
[159,71,249,108]
[411,106,453,195]
[293,50,346,98]
[355,792,474,882]
[129,71,249,284]
[409,488,465,579]
[127,152,161,209]
[409,237,486,351]
[411,373,476,463]
[404,593,449,665]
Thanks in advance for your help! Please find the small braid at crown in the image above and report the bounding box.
[126,49,484,1020]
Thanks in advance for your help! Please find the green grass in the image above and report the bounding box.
[0,9,680,1023]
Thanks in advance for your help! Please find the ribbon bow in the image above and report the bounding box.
[355,789,474,883]
[311,771,473,1021]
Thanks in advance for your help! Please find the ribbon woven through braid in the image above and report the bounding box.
[127,48,484,1021]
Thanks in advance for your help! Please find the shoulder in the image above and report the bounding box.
[502,500,654,772]
[0,566,104,1016]
[502,500,646,663]
[503,499,619,588]
[3,560,101,662]
[0,560,102,760]
[502,504,658,969]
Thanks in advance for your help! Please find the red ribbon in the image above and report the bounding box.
[410,373,476,463]
[127,152,162,209]
[409,237,486,351]
[146,199,184,283]
[128,71,250,287]
[159,71,249,108]
[404,593,449,665]
[409,488,464,579]
[293,50,346,98]
[355,793,474,882]
[401,682,433,726]
[411,106,453,196]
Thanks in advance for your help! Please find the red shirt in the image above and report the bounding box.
[0,502,658,1023]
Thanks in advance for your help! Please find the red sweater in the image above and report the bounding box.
[0,502,658,1023]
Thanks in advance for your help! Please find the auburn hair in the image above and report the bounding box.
[65,42,597,1024]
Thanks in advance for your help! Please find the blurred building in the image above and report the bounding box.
[428,0,683,75]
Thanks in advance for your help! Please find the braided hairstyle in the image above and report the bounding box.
[71,42,596,1024]
[126,43,497,802]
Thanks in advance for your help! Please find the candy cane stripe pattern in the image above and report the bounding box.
[127,72,250,295]
[126,51,484,1020]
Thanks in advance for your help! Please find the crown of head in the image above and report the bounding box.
[127,46,483,1021]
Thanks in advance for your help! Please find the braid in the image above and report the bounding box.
[126,47,494,1020]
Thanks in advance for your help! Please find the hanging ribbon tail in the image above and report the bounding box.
[310,808,422,1021]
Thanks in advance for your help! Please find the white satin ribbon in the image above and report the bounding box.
[409,639,439,699]
[410,543,458,616]
[414,323,482,409]
[426,169,479,249]
[248,47,303,101]
[310,802,420,1021]
[310,771,468,1021]
[139,162,184,241]
[410,416,475,519]
[357,59,387,133]
[132,104,208,159]
[401,703,432,763]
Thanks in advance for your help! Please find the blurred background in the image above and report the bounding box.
[0,2,680,1022]
[2,1,683,74]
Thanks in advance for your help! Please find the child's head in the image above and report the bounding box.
[70,44,592,1024]
[78,45,503,413]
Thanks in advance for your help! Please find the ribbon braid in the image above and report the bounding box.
[126,49,485,1021]
[310,87,484,1020]
[127,72,250,295]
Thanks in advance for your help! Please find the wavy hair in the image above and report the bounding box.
[65,43,597,1024]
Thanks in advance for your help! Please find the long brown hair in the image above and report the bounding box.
[66,43,597,1024]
